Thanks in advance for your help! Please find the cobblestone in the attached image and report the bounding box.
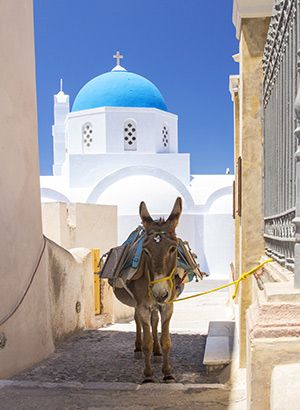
[13,328,218,384]
[1,293,246,409]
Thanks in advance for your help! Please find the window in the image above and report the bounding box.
[82,123,93,153]
[162,123,169,152]
[124,119,137,151]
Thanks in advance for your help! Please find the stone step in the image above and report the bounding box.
[203,321,235,373]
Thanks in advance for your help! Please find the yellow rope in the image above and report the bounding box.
[148,267,176,301]
[168,258,273,303]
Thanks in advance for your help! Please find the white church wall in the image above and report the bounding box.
[111,175,234,285]
[203,213,235,279]
[66,109,106,154]
[67,153,190,188]
[104,107,178,154]
[53,91,70,175]
[118,211,234,285]
[53,124,67,174]
[66,107,177,157]
[154,110,178,153]
[106,108,154,153]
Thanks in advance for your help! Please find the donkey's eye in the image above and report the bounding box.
[169,246,177,254]
[144,249,151,257]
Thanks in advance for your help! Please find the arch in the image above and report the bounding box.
[203,186,233,213]
[87,166,195,208]
[40,188,70,204]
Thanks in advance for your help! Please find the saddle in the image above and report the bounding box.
[98,225,206,291]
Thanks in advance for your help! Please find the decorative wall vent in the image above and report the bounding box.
[162,123,169,152]
[124,119,137,151]
[82,123,93,152]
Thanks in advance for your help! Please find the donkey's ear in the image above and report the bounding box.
[166,197,182,231]
[139,201,154,230]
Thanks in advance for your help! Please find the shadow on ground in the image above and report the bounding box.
[13,329,220,384]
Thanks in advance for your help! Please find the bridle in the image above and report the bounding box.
[144,230,177,302]
[147,266,176,301]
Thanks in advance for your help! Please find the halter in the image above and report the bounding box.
[147,266,176,302]
[144,229,177,301]
[147,231,174,243]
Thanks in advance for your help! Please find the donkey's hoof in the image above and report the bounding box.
[142,377,155,384]
[163,374,175,383]
[134,350,143,359]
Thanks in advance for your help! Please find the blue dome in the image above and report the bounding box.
[72,69,167,112]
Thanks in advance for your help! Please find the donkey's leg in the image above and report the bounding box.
[151,309,161,356]
[160,303,175,382]
[134,309,142,357]
[136,306,154,381]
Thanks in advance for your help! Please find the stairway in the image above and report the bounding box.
[203,321,235,373]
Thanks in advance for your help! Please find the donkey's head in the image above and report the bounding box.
[140,197,182,304]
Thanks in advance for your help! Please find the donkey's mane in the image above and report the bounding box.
[156,217,166,225]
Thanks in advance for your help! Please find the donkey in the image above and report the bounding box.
[114,197,183,382]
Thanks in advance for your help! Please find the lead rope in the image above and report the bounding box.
[167,258,273,304]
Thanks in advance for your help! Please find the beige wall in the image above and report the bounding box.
[42,202,135,324]
[47,240,95,345]
[42,202,118,253]
[233,17,270,367]
[0,0,53,378]
[0,0,43,325]
[0,1,97,379]
[230,4,300,409]
[247,325,300,409]
[0,236,95,378]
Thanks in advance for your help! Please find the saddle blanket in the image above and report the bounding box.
[99,225,206,290]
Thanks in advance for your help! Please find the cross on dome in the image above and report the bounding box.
[113,51,123,65]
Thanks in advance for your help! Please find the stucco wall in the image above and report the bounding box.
[0,0,53,379]
[0,1,97,379]
[42,202,118,253]
[234,16,270,367]
[0,236,96,378]
[47,239,95,345]
[41,202,135,323]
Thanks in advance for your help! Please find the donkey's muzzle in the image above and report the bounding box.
[151,281,171,304]
[147,268,175,303]
[153,291,169,304]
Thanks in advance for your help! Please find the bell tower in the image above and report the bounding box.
[52,79,69,175]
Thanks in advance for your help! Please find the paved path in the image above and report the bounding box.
[0,290,247,409]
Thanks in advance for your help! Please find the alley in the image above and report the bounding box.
[0,291,246,409]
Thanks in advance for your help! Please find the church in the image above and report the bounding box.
[40,52,234,284]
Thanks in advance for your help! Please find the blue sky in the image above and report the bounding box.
[33,0,239,176]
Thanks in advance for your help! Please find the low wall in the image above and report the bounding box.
[271,363,300,410]
[246,261,300,410]
[47,239,95,345]
[0,237,95,379]
[41,202,135,324]
[99,279,134,324]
